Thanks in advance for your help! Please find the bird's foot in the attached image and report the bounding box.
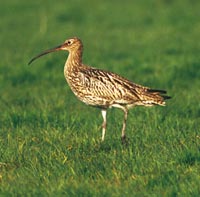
[121,135,129,145]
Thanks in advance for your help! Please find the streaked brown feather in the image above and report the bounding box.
[65,65,170,108]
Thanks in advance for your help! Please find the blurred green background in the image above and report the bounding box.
[0,0,200,196]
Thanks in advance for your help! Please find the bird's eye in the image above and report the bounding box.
[67,40,72,45]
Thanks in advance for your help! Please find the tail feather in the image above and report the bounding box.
[147,89,167,94]
[142,88,171,106]
[161,95,171,100]
[148,89,171,99]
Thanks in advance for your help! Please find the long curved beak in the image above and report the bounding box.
[28,44,64,65]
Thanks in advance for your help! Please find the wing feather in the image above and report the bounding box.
[79,67,145,103]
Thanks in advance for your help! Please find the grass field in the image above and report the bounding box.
[0,0,200,196]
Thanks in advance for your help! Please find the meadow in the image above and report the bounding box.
[0,0,200,196]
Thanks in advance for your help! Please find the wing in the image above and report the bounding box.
[77,66,147,106]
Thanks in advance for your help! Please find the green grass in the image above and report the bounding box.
[1,0,200,196]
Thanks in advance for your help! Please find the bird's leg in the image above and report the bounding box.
[112,104,129,143]
[101,109,107,141]
[121,107,128,141]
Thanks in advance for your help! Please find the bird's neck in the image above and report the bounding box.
[66,49,83,69]
[64,49,83,79]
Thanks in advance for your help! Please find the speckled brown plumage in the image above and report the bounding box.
[29,37,171,142]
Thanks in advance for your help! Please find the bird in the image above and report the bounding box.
[28,37,171,143]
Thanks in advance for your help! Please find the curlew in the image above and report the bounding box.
[28,37,170,142]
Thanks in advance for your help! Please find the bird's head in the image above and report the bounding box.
[62,37,83,51]
[28,37,83,65]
